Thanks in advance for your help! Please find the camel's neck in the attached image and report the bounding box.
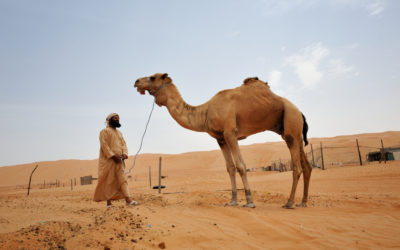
[162,84,208,132]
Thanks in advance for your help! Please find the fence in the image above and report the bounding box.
[21,176,93,194]
[263,138,400,172]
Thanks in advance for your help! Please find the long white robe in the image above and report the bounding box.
[93,127,129,202]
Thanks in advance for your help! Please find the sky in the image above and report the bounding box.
[0,0,399,167]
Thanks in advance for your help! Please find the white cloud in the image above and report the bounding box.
[329,59,355,75]
[284,42,358,87]
[268,70,282,86]
[285,42,330,88]
[365,0,385,16]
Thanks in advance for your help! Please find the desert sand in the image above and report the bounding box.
[1,131,400,249]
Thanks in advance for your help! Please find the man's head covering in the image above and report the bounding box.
[106,113,119,122]
[106,113,118,123]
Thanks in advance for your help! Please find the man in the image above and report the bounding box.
[93,113,139,207]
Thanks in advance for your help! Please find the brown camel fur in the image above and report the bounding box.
[134,73,312,208]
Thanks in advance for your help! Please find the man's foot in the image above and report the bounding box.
[107,204,112,209]
[127,200,140,206]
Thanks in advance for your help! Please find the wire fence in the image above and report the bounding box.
[16,139,400,192]
[261,139,400,172]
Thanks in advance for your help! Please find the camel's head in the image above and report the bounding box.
[134,73,172,96]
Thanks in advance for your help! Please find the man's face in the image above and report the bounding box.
[109,115,121,128]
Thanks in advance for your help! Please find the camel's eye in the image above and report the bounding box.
[150,76,155,81]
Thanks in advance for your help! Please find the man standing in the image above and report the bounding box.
[94,113,139,207]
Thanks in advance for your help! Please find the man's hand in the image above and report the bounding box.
[122,154,128,160]
[112,155,122,163]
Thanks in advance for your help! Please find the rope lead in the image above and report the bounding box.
[125,99,156,174]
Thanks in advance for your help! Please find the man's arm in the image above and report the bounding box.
[99,130,116,159]
[120,132,128,160]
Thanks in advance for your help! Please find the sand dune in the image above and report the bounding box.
[0,131,400,249]
[1,131,399,188]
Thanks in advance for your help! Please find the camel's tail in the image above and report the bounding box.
[302,113,309,146]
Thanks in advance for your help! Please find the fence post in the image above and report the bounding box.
[158,157,162,194]
[310,144,315,167]
[356,139,363,166]
[380,139,386,164]
[320,142,325,170]
[27,164,39,196]
[149,166,152,189]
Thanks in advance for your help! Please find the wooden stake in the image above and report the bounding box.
[158,157,162,194]
[27,164,39,196]
[356,139,363,166]
[320,142,325,170]
[310,144,315,167]
[149,166,152,189]
[381,139,386,164]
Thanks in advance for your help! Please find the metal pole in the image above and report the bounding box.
[149,166,152,189]
[356,139,363,166]
[27,164,39,196]
[158,157,162,194]
[310,144,315,168]
[320,142,325,170]
[381,139,386,164]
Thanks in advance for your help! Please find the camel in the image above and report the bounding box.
[134,73,312,209]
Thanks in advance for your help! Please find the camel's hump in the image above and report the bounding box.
[242,77,268,86]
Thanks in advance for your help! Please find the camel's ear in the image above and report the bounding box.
[161,73,172,83]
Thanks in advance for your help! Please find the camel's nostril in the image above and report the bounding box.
[134,80,139,85]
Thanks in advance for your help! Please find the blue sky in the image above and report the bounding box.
[0,0,399,166]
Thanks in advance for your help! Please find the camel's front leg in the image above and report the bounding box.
[224,132,256,208]
[218,139,238,206]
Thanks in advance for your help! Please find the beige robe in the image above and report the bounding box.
[93,126,130,202]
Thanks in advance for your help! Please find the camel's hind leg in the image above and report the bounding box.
[282,134,303,209]
[217,139,238,206]
[224,131,256,208]
[297,147,312,207]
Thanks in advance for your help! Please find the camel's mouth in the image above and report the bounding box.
[134,84,149,95]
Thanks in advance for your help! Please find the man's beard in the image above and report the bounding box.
[109,119,121,128]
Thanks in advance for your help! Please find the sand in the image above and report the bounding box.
[1,131,400,249]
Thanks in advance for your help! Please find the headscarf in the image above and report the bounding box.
[106,113,119,122]
[105,113,119,127]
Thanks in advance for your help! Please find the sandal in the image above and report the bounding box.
[127,200,140,206]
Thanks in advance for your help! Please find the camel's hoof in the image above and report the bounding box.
[282,201,295,209]
[243,203,256,208]
[225,201,238,207]
[296,202,307,208]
